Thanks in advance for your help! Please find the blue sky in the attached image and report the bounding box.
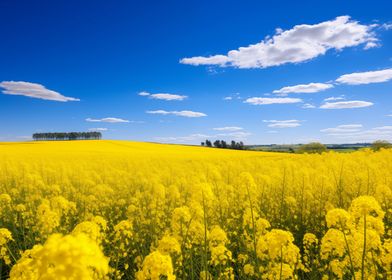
[1,0,392,144]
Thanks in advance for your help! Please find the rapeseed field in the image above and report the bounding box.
[0,140,391,279]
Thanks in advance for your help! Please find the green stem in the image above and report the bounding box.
[361,214,367,280]
[340,222,356,280]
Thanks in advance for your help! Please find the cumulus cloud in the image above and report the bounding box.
[139,91,187,101]
[0,81,79,102]
[244,97,302,105]
[273,83,333,94]
[320,124,363,133]
[263,120,302,128]
[336,68,392,85]
[180,16,377,69]
[88,128,108,131]
[86,117,130,123]
[320,100,373,109]
[146,110,207,118]
[213,127,243,131]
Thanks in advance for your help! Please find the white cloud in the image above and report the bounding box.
[88,128,108,131]
[216,131,251,139]
[373,126,392,130]
[0,81,79,102]
[155,133,211,143]
[273,83,333,94]
[263,120,302,128]
[324,96,345,101]
[324,125,392,142]
[320,100,373,109]
[223,96,233,100]
[244,97,302,105]
[382,23,392,30]
[320,124,363,133]
[213,127,243,131]
[146,110,207,118]
[139,91,187,101]
[180,16,377,69]
[155,130,251,143]
[302,103,316,109]
[336,68,392,85]
[86,117,130,123]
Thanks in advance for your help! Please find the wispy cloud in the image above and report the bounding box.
[86,117,130,123]
[180,16,377,69]
[155,131,251,143]
[324,95,345,101]
[263,120,302,128]
[0,81,79,102]
[273,83,333,94]
[382,23,392,30]
[320,124,363,133]
[320,100,373,109]
[336,68,392,85]
[213,127,243,131]
[244,97,302,105]
[146,110,207,118]
[88,128,108,131]
[138,91,187,101]
[155,133,211,142]
[322,125,392,142]
[302,103,316,109]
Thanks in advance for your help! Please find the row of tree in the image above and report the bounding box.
[32,132,102,141]
[201,140,245,150]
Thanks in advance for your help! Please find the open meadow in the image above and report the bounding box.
[0,141,392,279]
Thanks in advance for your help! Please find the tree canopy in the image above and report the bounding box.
[32,132,102,141]
[297,142,327,154]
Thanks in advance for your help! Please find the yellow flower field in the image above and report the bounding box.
[0,140,392,279]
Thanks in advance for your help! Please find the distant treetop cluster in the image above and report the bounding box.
[32,132,102,141]
[201,140,245,150]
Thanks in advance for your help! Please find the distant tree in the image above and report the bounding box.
[371,140,391,151]
[221,140,227,148]
[230,140,236,149]
[298,142,327,154]
[201,142,205,146]
[213,140,222,148]
[32,132,102,141]
[205,140,212,147]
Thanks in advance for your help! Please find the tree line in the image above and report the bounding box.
[201,140,245,150]
[32,132,102,141]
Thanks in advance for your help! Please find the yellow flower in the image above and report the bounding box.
[326,208,352,230]
[10,233,109,279]
[136,250,175,280]
[157,235,181,255]
[0,228,13,265]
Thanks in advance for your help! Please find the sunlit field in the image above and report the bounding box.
[1,140,392,279]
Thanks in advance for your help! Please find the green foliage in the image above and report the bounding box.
[371,140,392,151]
[297,142,327,154]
